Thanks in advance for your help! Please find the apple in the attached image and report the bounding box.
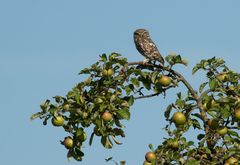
[76,129,87,142]
[158,75,171,87]
[145,151,156,163]
[102,69,114,77]
[64,137,74,149]
[225,157,238,164]
[234,108,240,120]
[51,116,64,127]
[101,111,113,122]
[217,127,228,135]
[168,139,179,149]
[63,104,70,111]
[172,112,187,125]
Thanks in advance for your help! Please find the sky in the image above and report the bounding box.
[0,0,240,165]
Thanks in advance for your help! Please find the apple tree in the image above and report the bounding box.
[31,53,240,164]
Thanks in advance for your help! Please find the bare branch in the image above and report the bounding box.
[134,93,160,100]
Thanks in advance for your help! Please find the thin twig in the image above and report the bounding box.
[134,93,160,100]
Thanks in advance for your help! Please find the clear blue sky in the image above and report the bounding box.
[0,0,239,164]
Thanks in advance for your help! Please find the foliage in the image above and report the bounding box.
[31,53,240,164]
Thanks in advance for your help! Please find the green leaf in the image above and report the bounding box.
[191,113,203,120]
[100,54,107,62]
[164,104,172,120]
[120,161,126,165]
[126,95,134,106]
[228,130,240,138]
[209,78,217,90]
[111,135,122,145]
[176,99,185,108]
[94,119,102,128]
[177,92,182,99]
[89,132,94,146]
[148,144,154,150]
[191,119,201,129]
[40,99,50,113]
[207,110,216,118]
[115,119,125,128]
[185,159,200,165]
[199,82,208,93]
[197,134,205,140]
[151,71,159,83]
[113,128,125,137]
[220,105,231,118]
[141,77,151,90]
[101,136,113,149]
[130,77,140,87]
[30,112,43,120]
[109,52,121,60]
[116,108,130,120]
[192,64,201,75]
[188,141,194,146]
[125,85,132,95]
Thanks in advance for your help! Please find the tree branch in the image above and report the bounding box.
[134,93,160,100]
[127,61,208,131]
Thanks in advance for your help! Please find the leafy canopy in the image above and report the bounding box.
[31,53,240,164]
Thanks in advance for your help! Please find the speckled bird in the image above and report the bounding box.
[134,29,164,64]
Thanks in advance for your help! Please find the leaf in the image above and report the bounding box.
[67,150,73,161]
[94,119,102,128]
[125,85,132,95]
[30,112,43,120]
[185,159,200,165]
[100,54,107,62]
[191,119,201,129]
[113,128,125,137]
[209,78,217,90]
[127,95,134,106]
[192,64,201,75]
[176,99,185,108]
[105,157,113,162]
[199,82,208,93]
[177,92,182,99]
[151,71,159,83]
[109,52,121,60]
[148,144,154,150]
[40,99,50,113]
[191,113,203,120]
[220,105,231,118]
[116,108,130,120]
[111,135,122,145]
[188,141,194,146]
[101,136,113,149]
[75,147,84,157]
[115,119,125,128]
[120,161,126,165]
[89,132,94,146]
[164,105,172,120]
[228,130,240,138]
[140,77,151,90]
[130,77,140,87]
[197,134,205,140]
[207,110,216,118]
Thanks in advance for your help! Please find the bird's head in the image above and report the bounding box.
[134,29,149,38]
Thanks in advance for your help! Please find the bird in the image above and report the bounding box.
[133,29,164,65]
